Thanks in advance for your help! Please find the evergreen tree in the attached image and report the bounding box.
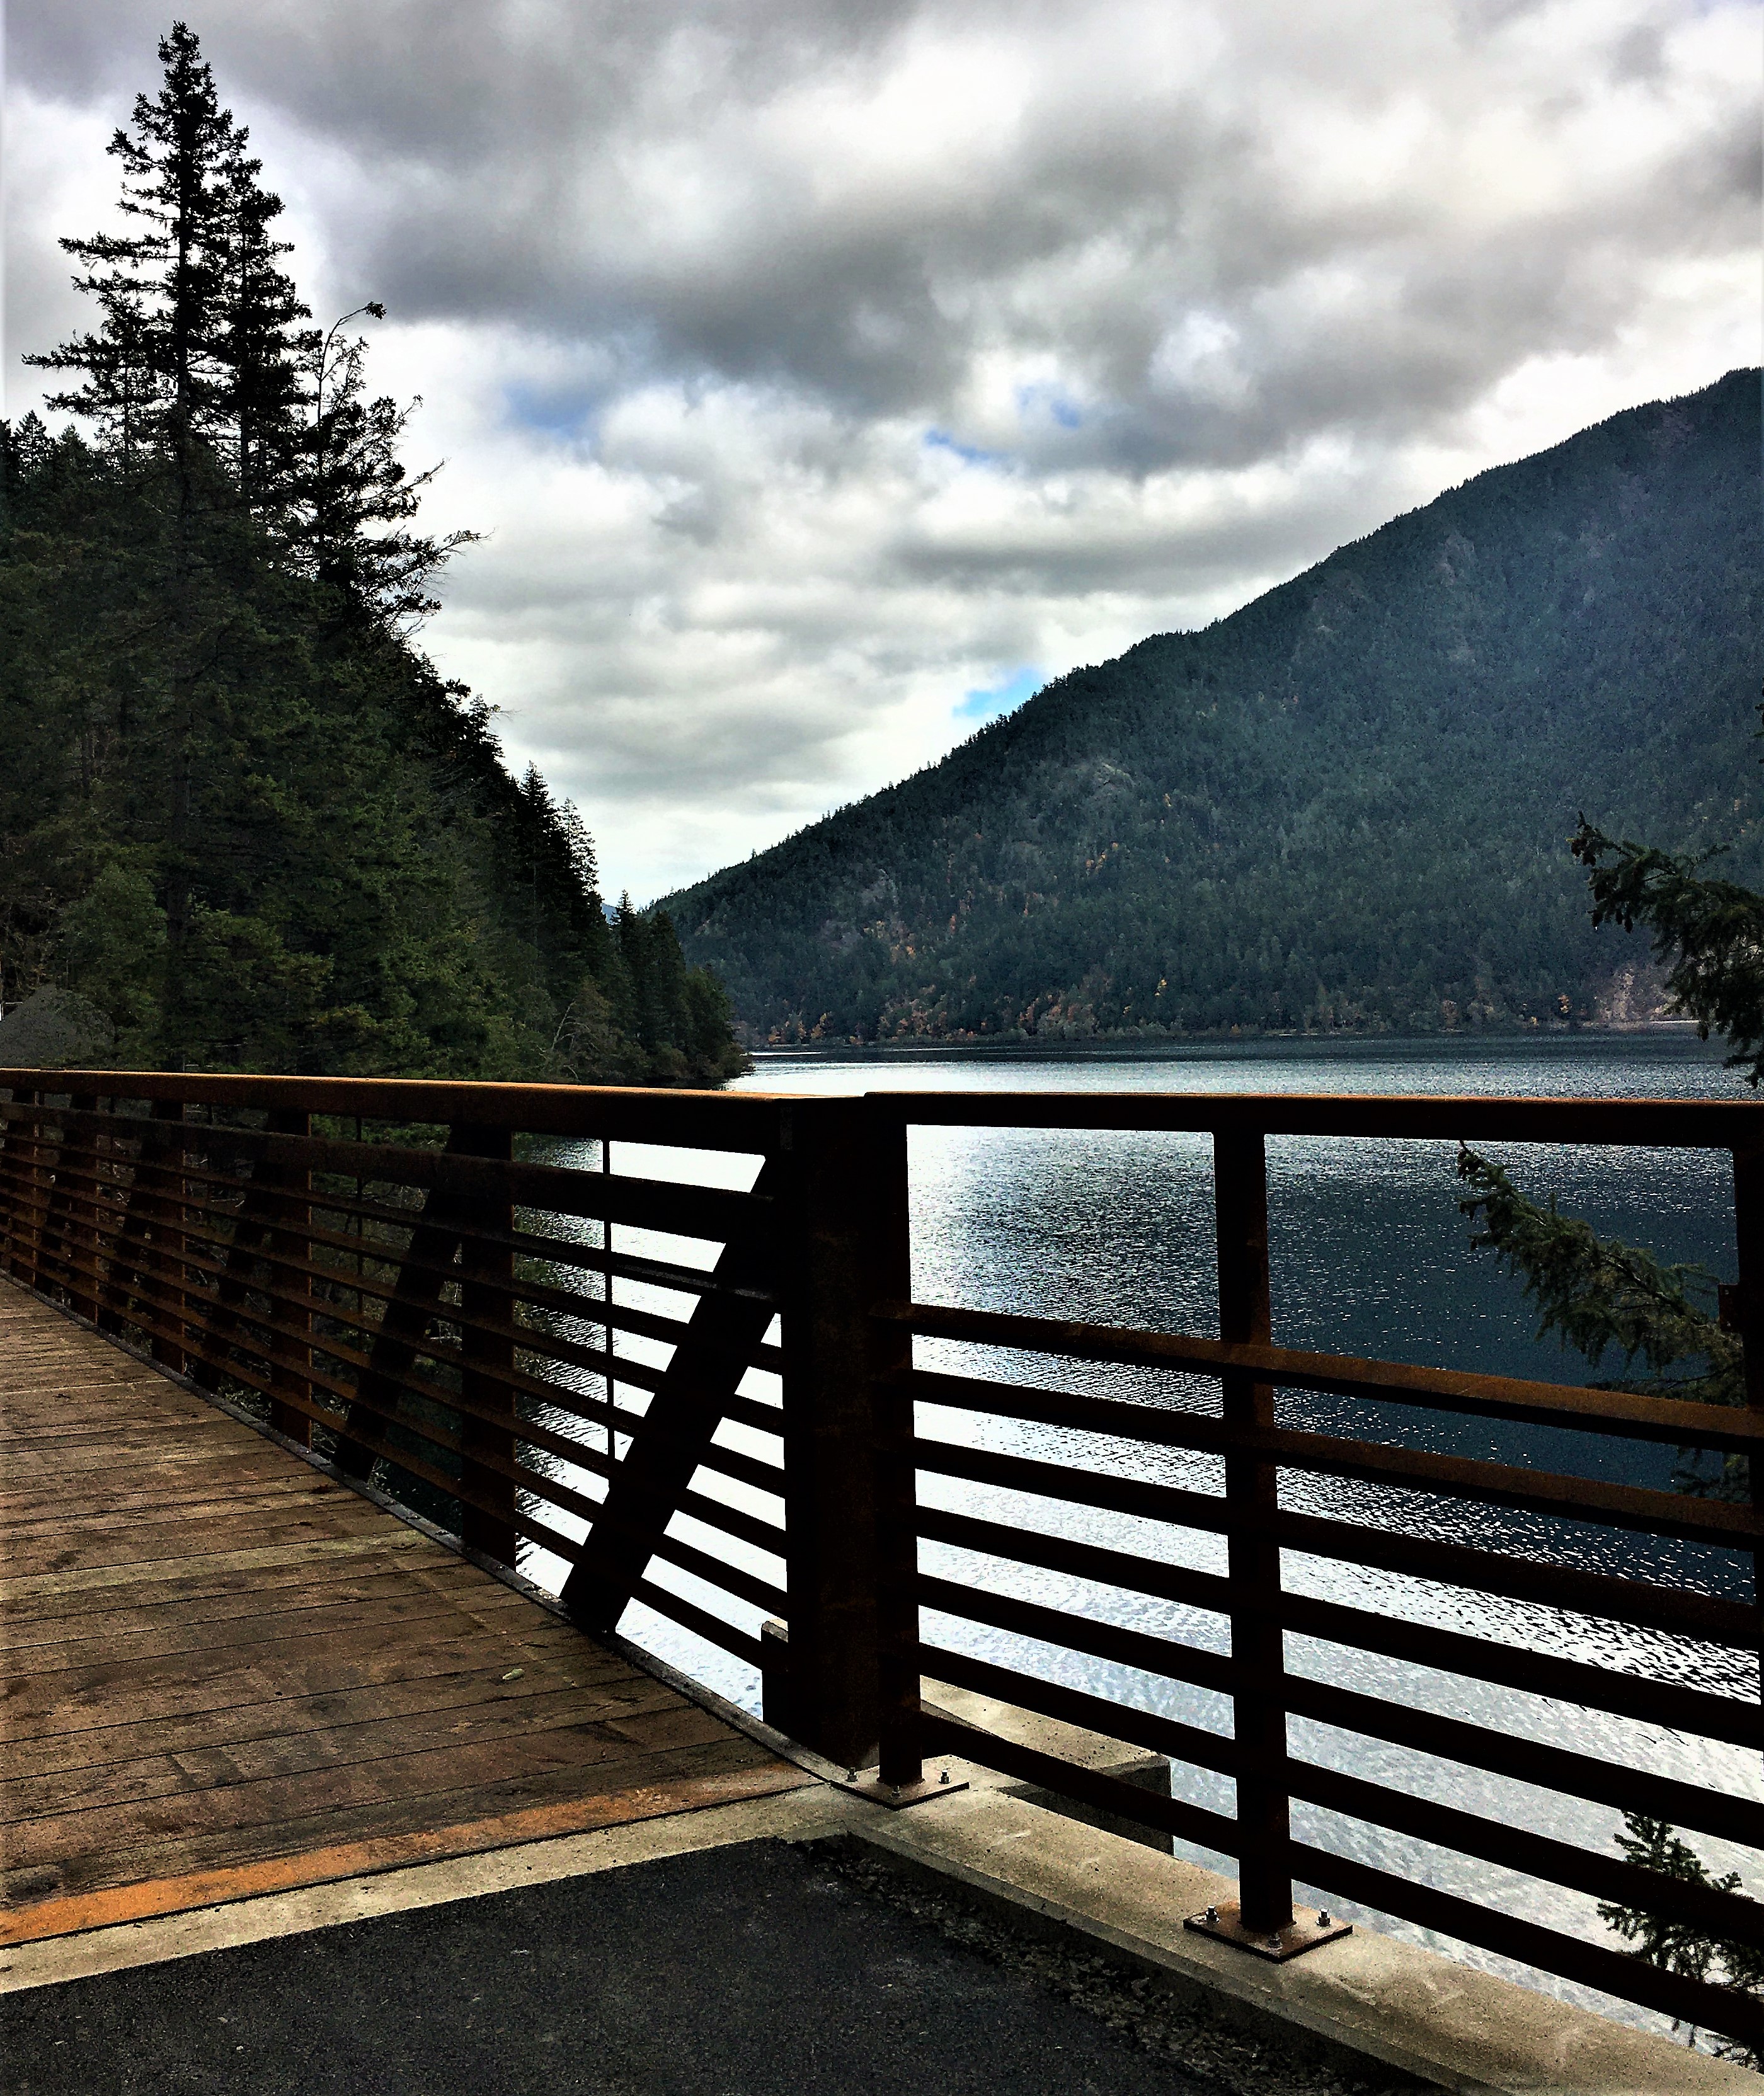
[1461,703,1764,2055]
[1,25,746,1089]
[26,23,241,478]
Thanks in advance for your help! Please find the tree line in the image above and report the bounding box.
[1,23,743,1087]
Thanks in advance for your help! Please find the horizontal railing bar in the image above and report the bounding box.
[1285,1589,1760,1751]
[0,1072,788,1149]
[920,1642,1240,1775]
[18,1171,777,1396]
[918,1707,1241,1852]
[508,1226,777,1309]
[1,1109,766,1249]
[642,1532,788,1618]
[1280,1669,1764,1847]
[891,1305,1761,1453]
[915,1503,1233,1613]
[12,1077,1758,1154]
[912,1435,1232,1532]
[627,1578,766,1669]
[1273,1509,1756,1649]
[1285,1840,1763,2046]
[914,1501,1756,1746]
[903,1375,1756,1549]
[915,1572,1235,1697]
[4,1131,779,1312]
[675,1486,787,1556]
[864,1089,1761,1150]
[1288,1765,1764,1949]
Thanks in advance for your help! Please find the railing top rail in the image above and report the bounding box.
[4,1070,1756,1149]
[857,1087,1761,1148]
[0,1069,788,1150]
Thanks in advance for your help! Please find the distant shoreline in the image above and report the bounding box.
[748,1021,1714,1064]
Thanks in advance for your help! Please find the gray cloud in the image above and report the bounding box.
[7,0,1760,894]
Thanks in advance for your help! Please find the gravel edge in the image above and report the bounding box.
[805,1835,1435,2096]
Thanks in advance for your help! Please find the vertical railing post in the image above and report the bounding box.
[1215,1123,1293,1935]
[870,1101,922,1789]
[7,1088,45,1288]
[266,1108,314,1446]
[60,1096,100,1322]
[456,1124,518,1567]
[776,1096,895,1769]
[129,1096,190,1373]
[35,1092,76,1297]
[1731,1145,1764,1709]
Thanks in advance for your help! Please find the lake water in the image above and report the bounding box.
[517,1031,1755,2034]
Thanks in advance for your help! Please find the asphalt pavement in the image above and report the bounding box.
[3,1837,1213,2096]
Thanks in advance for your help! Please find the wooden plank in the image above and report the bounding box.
[0,1530,434,1605]
[11,1734,792,1904]
[2,1612,602,1739]
[3,1506,394,1580]
[3,1650,651,1782]
[3,1554,516,1642]
[1,1477,355,1537]
[7,1702,749,1879]
[1,1676,685,1821]
[1,1581,531,1680]
[0,1761,812,1947]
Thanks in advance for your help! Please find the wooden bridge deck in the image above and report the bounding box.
[0,1278,808,1947]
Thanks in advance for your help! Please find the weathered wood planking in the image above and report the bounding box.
[0,1279,809,1942]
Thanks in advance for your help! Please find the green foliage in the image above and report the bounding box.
[1455,1144,1739,1405]
[1572,818,1764,1085]
[0,25,744,1089]
[1600,1818,1764,2066]
[668,372,1761,1044]
[1459,796,1761,2051]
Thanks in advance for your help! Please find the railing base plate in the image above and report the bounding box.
[834,1771,971,1809]
[1184,1901,1353,1961]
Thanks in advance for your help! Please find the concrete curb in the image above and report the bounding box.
[832,1785,1752,2095]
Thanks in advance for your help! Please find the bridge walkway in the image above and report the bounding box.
[0,1277,808,1949]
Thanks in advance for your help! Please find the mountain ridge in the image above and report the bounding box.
[663,369,1761,1045]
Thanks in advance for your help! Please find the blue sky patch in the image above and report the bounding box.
[504,381,600,441]
[924,427,1005,466]
[1015,382,1083,429]
[956,665,1042,724]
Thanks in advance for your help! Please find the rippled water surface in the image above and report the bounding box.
[518,1033,1756,2034]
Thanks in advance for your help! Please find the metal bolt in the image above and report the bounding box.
[1267,1935,1282,1952]
[1316,1910,1332,1928]
[845,1769,856,1782]
[1204,1906,1218,1925]
[940,1769,949,1784]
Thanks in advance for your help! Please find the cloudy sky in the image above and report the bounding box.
[7,1,1759,899]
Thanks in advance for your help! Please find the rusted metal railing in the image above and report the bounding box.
[0,1070,1759,2046]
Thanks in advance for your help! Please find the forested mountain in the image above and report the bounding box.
[0,25,744,1085]
[667,370,1761,1045]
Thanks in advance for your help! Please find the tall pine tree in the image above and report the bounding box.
[2,23,745,1086]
